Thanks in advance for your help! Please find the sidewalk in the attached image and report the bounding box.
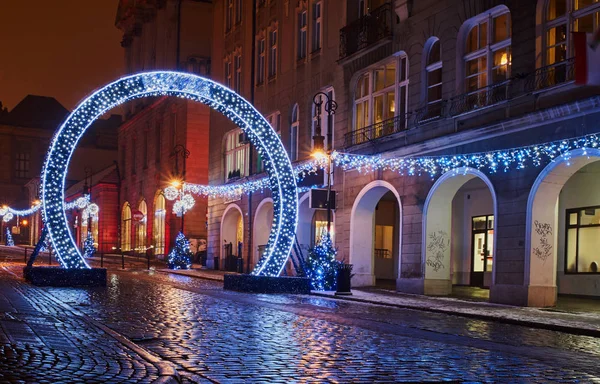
[313,288,600,337]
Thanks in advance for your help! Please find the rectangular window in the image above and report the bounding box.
[226,0,233,32]
[235,0,242,25]
[15,152,29,179]
[298,11,307,60]
[290,123,298,162]
[565,206,600,273]
[312,1,322,52]
[268,29,277,78]
[225,60,232,88]
[224,129,250,181]
[234,54,242,93]
[257,38,266,84]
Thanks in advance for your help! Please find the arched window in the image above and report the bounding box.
[541,0,599,85]
[462,7,511,107]
[424,38,443,119]
[352,55,409,144]
[154,193,166,256]
[290,104,299,162]
[137,200,147,252]
[121,203,132,252]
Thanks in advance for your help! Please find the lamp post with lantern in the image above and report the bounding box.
[311,92,337,235]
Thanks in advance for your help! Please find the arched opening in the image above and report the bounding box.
[526,149,600,306]
[253,198,274,268]
[136,200,147,253]
[154,192,166,257]
[121,203,132,252]
[220,204,243,271]
[423,168,497,297]
[297,192,336,255]
[350,181,402,288]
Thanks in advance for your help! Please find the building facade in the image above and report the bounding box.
[0,95,119,245]
[205,0,600,306]
[115,0,213,257]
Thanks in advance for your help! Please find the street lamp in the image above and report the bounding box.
[171,145,190,232]
[312,92,338,235]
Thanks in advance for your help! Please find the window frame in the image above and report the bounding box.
[121,203,132,252]
[424,38,443,118]
[290,104,300,162]
[297,9,308,60]
[235,0,242,25]
[462,9,512,96]
[234,52,242,93]
[15,152,30,179]
[542,0,600,67]
[224,128,250,182]
[268,26,278,79]
[311,1,323,53]
[257,35,266,85]
[565,204,600,274]
[226,0,233,33]
[224,57,232,88]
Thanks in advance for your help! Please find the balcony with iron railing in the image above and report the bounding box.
[344,113,412,147]
[344,58,578,149]
[339,2,393,60]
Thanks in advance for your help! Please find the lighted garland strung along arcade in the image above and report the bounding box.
[41,71,298,275]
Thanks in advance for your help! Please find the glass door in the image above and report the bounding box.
[471,215,494,287]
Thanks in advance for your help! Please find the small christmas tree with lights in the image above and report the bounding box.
[5,228,14,247]
[305,231,338,291]
[83,231,96,258]
[167,232,192,270]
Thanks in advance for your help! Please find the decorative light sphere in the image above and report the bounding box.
[75,197,88,209]
[0,208,7,216]
[164,186,179,201]
[3,213,13,222]
[87,203,99,215]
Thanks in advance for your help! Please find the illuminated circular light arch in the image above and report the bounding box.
[42,71,298,275]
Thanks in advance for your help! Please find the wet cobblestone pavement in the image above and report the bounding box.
[0,267,162,383]
[4,265,599,383]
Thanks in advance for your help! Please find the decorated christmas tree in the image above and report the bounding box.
[167,232,192,270]
[305,231,338,291]
[83,231,96,258]
[4,228,14,247]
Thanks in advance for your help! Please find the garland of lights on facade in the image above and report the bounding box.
[40,71,298,276]
[0,195,97,223]
[169,133,600,203]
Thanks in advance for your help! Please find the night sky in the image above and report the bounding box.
[0,0,124,111]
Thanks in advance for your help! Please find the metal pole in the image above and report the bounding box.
[147,250,150,270]
[24,247,27,264]
[48,247,52,266]
[121,249,125,270]
[327,155,332,234]
[101,252,104,268]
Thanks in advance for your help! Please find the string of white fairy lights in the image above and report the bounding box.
[166,133,600,214]
[0,195,98,223]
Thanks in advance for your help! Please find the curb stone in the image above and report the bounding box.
[310,291,600,338]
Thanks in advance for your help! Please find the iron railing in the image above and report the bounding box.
[524,57,575,92]
[339,2,393,60]
[448,80,511,117]
[344,113,411,147]
[415,101,444,124]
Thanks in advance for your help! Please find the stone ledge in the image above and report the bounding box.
[23,266,107,287]
[223,274,311,294]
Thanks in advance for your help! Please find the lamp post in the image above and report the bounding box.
[312,92,337,234]
[172,144,190,232]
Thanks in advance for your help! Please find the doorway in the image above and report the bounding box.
[471,215,494,287]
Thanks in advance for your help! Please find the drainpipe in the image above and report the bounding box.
[246,0,257,274]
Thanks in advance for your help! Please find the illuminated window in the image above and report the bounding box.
[224,129,250,181]
[312,210,334,245]
[121,203,132,252]
[463,8,511,105]
[154,193,166,256]
[566,206,600,273]
[542,0,600,72]
[137,200,147,252]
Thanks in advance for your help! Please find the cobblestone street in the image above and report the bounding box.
[2,260,600,383]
